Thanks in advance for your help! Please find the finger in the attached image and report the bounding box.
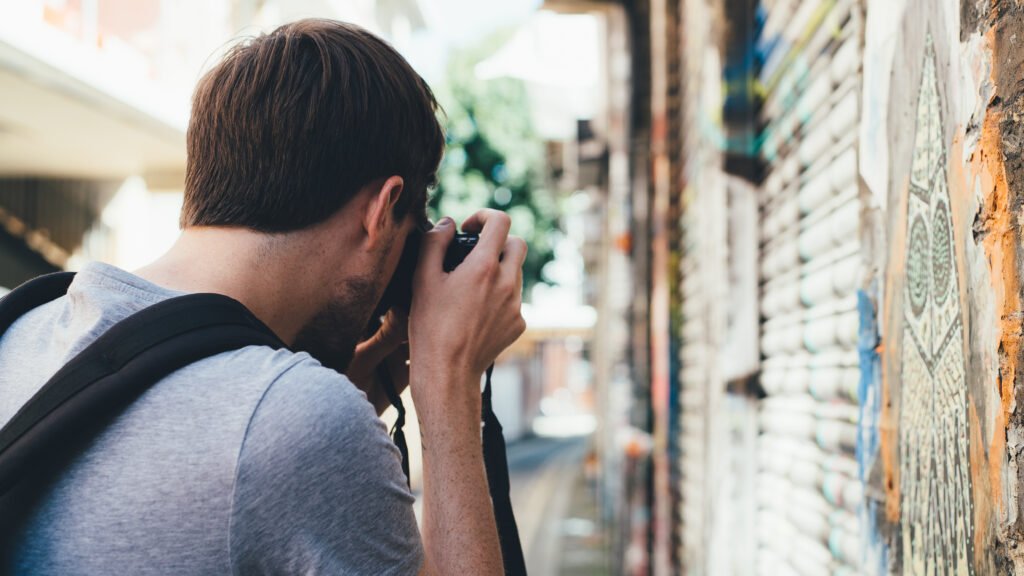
[501,238,527,289]
[416,217,456,279]
[500,236,528,274]
[461,209,511,260]
[355,312,408,367]
[354,334,399,369]
[380,309,409,343]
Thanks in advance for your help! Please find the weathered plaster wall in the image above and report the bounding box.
[972,2,1024,572]
[860,0,1024,572]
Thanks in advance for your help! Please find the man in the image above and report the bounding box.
[0,19,524,575]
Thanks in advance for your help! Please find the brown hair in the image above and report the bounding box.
[181,19,443,232]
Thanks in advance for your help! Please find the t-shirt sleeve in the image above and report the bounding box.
[228,358,423,576]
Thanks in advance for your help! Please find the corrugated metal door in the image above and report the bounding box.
[676,7,727,566]
[755,0,864,573]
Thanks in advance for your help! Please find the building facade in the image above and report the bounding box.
[576,0,1024,573]
[0,0,426,289]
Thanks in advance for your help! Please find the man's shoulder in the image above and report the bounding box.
[188,345,378,433]
[225,348,419,575]
[206,346,389,465]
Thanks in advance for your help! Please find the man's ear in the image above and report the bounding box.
[364,175,404,248]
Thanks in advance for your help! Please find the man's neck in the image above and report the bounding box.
[133,227,322,345]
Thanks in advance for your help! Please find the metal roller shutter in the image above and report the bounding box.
[755,0,864,574]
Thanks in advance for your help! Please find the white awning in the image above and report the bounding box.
[0,8,188,180]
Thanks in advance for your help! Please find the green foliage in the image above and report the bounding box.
[429,32,561,297]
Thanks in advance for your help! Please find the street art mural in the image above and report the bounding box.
[658,0,1024,570]
[897,33,975,575]
[866,2,1024,568]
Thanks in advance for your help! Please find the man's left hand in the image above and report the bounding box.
[346,310,410,415]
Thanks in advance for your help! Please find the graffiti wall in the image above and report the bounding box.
[653,0,1024,572]
[859,0,1024,572]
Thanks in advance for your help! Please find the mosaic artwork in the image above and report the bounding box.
[898,34,975,575]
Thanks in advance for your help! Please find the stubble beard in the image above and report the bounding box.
[292,274,379,374]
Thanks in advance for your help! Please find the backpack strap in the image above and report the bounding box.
[0,281,284,499]
[0,273,527,574]
[0,272,76,333]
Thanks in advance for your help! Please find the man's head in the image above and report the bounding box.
[181,19,443,370]
[183,18,441,232]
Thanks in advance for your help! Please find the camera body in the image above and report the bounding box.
[443,234,479,272]
[372,231,478,321]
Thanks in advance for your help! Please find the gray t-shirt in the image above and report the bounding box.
[0,262,423,575]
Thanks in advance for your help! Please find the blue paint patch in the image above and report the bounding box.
[856,285,889,574]
[857,288,882,471]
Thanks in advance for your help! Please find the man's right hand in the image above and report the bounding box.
[406,209,526,576]
[408,210,527,416]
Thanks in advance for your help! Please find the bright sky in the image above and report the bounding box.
[404,0,542,81]
[428,0,541,45]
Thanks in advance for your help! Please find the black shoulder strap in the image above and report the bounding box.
[0,272,75,333]
[0,274,284,502]
[1,273,526,574]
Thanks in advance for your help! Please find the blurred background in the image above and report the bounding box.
[0,1,611,574]
[6,0,1024,575]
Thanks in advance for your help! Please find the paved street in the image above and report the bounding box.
[507,434,609,576]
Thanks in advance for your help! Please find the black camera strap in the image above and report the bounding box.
[379,366,410,483]
[481,364,527,576]
[381,365,527,576]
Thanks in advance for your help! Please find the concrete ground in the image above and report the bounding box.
[507,435,612,576]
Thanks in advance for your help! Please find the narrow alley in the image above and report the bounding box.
[3,0,1024,575]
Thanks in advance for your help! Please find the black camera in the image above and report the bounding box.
[443,234,479,273]
[371,230,478,321]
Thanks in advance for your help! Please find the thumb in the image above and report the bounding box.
[417,217,456,278]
